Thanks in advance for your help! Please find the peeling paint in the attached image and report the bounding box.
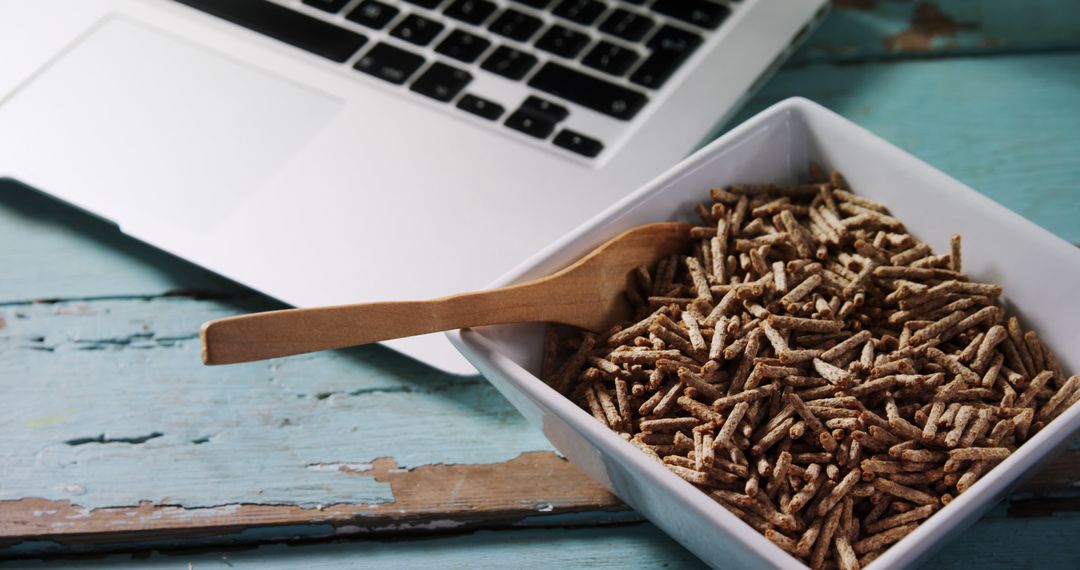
[1,452,624,545]
[884,2,978,52]
[306,462,374,473]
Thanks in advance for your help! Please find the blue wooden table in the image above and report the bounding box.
[3,1,1079,568]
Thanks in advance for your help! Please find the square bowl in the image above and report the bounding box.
[446,97,1080,569]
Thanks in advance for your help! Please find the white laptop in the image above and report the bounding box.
[0,0,827,374]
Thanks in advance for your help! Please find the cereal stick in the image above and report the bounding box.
[584,385,608,427]
[871,478,939,506]
[816,468,862,517]
[640,417,700,433]
[981,352,1005,389]
[811,502,845,570]
[818,331,871,364]
[891,243,931,266]
[677,396,725,424]
[958,408,991,448]
[944,405,974,448]
[814,358,856,388]
[595,383,623,430]
[773,260,789,292]
[948,447,1011,461]
[551,334,597,393]
[852,522,918,555]
[719,401,750,449]
[972,325,1007,372]
[653,381,687,417]
[834,189,887,213]
[908,311,965,347]
[685,256,713,302]
[677,367,723,401]
[761,321,789,354]
[795,516,825,557]
[781,273,823,309]
[769,314,845,333]
[615,378,632,431]
[1038,375,1080,421]
[835,535,859,570]
[949,234,962,272]
[681,311,708,352]
[788,392,839,452]
[1017,370,1054,408]
[1024,330,1046,373]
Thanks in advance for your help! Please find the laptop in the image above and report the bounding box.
[0,0,828,374]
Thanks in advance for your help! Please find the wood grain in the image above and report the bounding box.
[200,224,690,364]
[2,0,1080,567]
[0,452,622,546]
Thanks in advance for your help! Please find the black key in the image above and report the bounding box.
[411,62,473,102]
[480,45,538,80]
[346,1,400,30]
[551,0,606,26]
[489,9,543,42]
[444,0,498,25]
[651,0,729,30]
[527,61,647,120]
[520,96,568,122]
[505,110,556,139]
[509,0,552,7]
[582,41,639,77]
[630,25,702,89]
[435,29,492,63]
[391,13,445,46]
[354,42,426,84]
[598,8,654,42]
[534,25,591,59]
[553,129,603,157]
[457,94,505,120]
[621,0,645,4]
[175,0,367,63]
[403,0,445,9]
[303,0,350,13]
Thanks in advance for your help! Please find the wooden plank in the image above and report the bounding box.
[0,452,623,546]
[796,0,1080,63]
[2,449,1075,549]
[8,515,1080,569]
[2,5,1079,567]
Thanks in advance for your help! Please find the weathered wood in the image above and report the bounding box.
[0,452,623,546]
[3,0,1080,566]
[797,0,1080,64]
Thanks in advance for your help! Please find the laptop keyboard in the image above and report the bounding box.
[174,0,735,160]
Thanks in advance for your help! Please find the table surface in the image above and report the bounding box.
[3,1,1080,568]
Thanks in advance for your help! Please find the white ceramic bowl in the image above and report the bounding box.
[446,97,1080,569]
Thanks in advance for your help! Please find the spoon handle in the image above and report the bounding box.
[200,282,553,365]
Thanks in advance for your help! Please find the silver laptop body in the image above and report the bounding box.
[0,0,827,373]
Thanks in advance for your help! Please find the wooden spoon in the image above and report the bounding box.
[200,222,692,365]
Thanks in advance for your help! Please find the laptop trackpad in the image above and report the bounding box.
[0,17,342,230]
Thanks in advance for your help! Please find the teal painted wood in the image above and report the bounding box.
[2,1,1080,568]
[8,509,1080,569]
[796,0,1080,64]
[1,297,556,508]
